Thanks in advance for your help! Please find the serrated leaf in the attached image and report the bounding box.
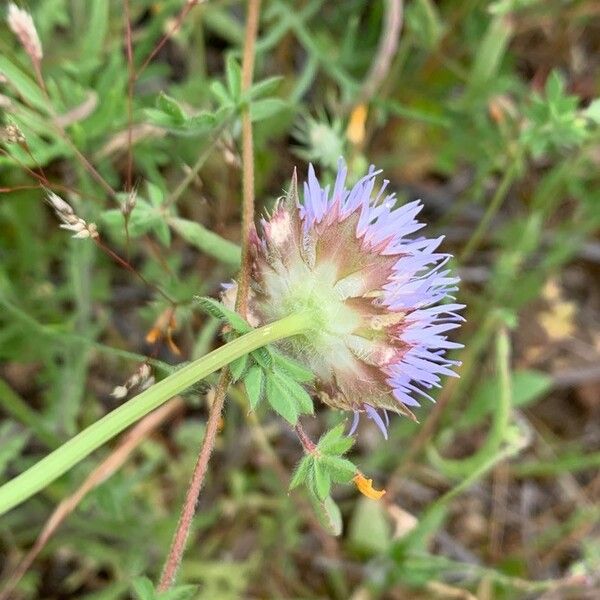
[244,366,263,411]
[274,371,313,415]
[271,351,313,382]
[230,354,248,382]
[193,296,252,334]
[312,459,331,500]
[265,373,298,425]
[321,455,356,483]
[289,455,312,489]
[321,435,354,455]
[318,423,348,453]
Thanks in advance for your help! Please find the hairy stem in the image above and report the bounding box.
[0,311,313,517]
[353,0,403,109]
[158,0,262,588]
[236,0,261,317]
[157,370,229,590]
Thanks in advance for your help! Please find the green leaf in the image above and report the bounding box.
[467,16,513,94]
[273,371,313,415]
[146,181,165,207]
[311,495,343,536]
[160,586,199,600]
[250,347,272,370]
[156,92,187,125]
[545,70,565,105]
[583,99,600,124]
[131,576,156,600]
[312,459,331,500]
[349,497,392,555]
[225,55,242,101]
[271,350,313,382]
[406,0,444,50]
[230,354,248,382]
[0,423,30,478]
[320,455,356,483]
[80,0,108,60]
[0,56,49,113]
[265,373,298,425]
[193,296,251,334]
[210,80,231,106]
[243,366,263,411]
[289,455,312,489]
[247,76,283,100]
[187,111,217,131]
[250,98,288,122]
[317,422,354,455]
[170,217,241,266]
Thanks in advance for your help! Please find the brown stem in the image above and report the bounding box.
[352,0,403,110]
[156,0,261,589]
[295,423,316,453]
[93,238,176,306]
[235,0,261,316]
[137,1,201,79]
[157,370,230,591]
[124,0,135,190]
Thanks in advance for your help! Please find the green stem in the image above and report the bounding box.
[459,162,518,263]
[0,311,313,517]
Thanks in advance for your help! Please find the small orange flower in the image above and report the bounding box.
[146,308,181,355]
[346,104,368,145]
[353,472,386,500]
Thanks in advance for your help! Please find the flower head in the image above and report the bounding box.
[7,3,43,63]
[229,161,464,438]
[46,191,99,240]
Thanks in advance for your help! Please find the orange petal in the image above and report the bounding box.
[145,326,161,344]
[353,472,386,500]
[347,104,368,145]
[166,315,181,355]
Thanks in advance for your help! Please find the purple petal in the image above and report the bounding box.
[348,411,360,436]
[364,404,389,440]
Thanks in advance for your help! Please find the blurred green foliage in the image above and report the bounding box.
[1,0,599,598]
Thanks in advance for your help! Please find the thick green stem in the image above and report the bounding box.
[0,311,313,517]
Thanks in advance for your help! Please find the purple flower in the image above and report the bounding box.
[228,160,464,438]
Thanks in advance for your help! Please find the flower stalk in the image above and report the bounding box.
[0,311,314,517]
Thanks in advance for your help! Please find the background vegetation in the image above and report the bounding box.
[1,0,599,598]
